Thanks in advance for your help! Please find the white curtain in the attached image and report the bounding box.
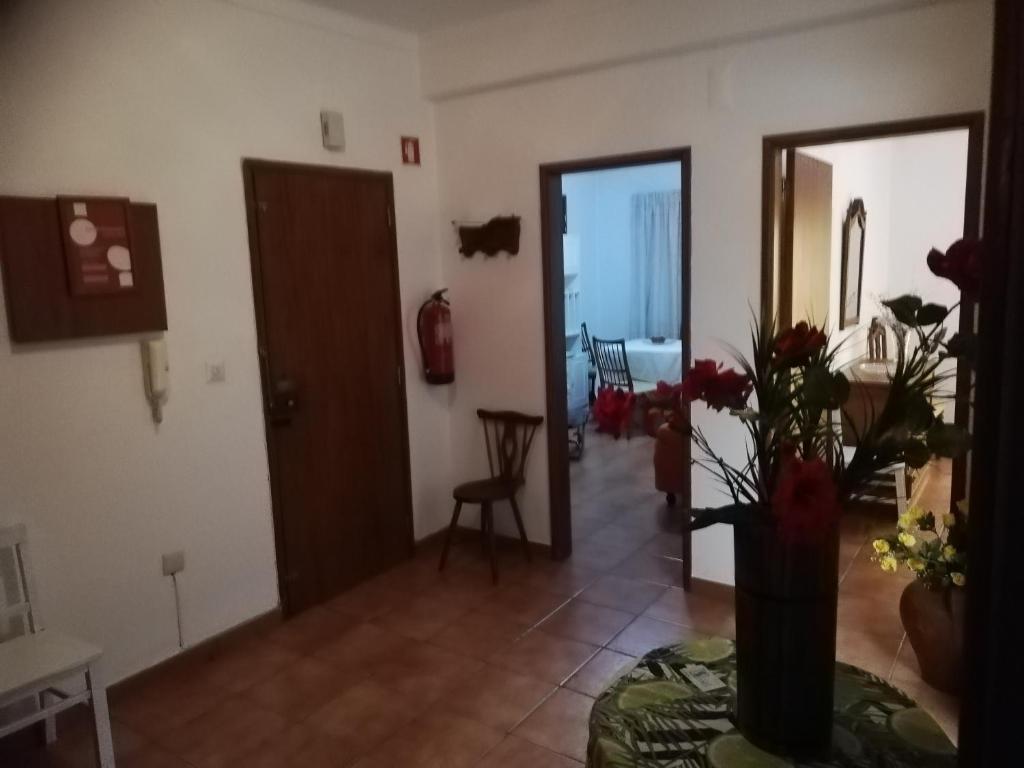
[629,190,682,339]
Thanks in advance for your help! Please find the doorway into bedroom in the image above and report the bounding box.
[540,149,691,586]
[762,114,984,736]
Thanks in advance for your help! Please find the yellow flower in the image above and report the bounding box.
[872,539,890,555]
[942,545,957,560]
[908,557,926,572]
[880,555,898,573]
[908,505,925,520]
[942,513,956,528]
[898,532,917,548]
[898,513,914,531]
[951,572,966,586]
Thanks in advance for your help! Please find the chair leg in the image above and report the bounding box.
[508,496,532,563]
[438,500,464,572]
[682,508,693,592]
[86,666,115,768]
[37,691,56,745]
[483,502,498,583]
[894,464,909,516]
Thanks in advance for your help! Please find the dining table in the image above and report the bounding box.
[624,337,684,384]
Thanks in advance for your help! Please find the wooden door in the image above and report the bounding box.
[781,151,833,328]
[244,160,413,615]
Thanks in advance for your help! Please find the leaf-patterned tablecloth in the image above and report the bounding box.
[588,637,956,767]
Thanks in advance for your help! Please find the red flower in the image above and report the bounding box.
[927,239,981,297]
[772,322,827,368]
[680,359,752,412]
[593,387,636,438]
[771,455,840,540]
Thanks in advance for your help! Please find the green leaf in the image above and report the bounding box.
[904,392,936,432]
[802,365,833,409]
[916,303,948,326]
[903,439,931,468]
[883,295,923,326]
[832,372,851,405]
[686,504,750,531]
[927,421,971,458]
[945,332,977,363]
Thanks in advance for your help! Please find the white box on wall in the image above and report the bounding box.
[320,110,345,151]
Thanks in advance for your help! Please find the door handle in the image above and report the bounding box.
[269,378,299,426]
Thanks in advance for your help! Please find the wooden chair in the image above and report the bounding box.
[832,410,909,516]
[0,524,115,767]
[592,336,635,392]
[438,410,544,582]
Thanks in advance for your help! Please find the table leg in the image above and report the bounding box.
[86,666,115,767]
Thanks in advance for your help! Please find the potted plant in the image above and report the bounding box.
[872,501,967,695]
[668,240,978,759]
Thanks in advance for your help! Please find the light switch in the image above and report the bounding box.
[321,110,345,151]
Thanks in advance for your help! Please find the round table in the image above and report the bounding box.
[624,338,684,384]
[588,638,956,767]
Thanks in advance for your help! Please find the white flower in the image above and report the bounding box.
[951,572,966,587]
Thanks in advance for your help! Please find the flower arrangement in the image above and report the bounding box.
[592,386,636,438]
[872,500,968,589]
[672,239,979,538]
[667,239,979,756]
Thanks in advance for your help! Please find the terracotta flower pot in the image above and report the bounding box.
[899,580,965,695]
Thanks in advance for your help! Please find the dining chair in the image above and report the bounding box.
[591,336,635,392]
[438,410,544,583]
[0,524,115,767]
[831,410,909,516]
[579,322,598,405]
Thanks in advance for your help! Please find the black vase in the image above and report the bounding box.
[733,517,840,760]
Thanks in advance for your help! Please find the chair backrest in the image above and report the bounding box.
[477,409,544,484]
[592,337,635,392]
[0,524,40,642]
[580,322,596,367]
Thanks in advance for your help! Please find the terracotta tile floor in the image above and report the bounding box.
[8,437,958,767]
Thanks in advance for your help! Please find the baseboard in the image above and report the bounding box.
[108,607,283,704]
[416,526,553,558]
[690,576,735,601]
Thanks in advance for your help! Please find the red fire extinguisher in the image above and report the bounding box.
[417,289,454,384]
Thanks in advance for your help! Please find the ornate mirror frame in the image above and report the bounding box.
[839,198,867,330]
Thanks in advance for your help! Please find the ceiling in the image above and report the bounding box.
[307,0,548,32]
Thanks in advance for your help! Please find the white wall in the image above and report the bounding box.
[563,163,680,341]
[0,0,449,683]
[434,0,991,585]
[803,130,967,409]
[801,141,895,368]
[420,0,947,99]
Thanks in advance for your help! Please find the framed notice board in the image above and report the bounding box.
[0,195,167,342]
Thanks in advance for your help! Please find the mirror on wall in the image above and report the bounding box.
[840,198,867,330]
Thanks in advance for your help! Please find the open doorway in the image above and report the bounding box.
[540,149,692,583]
[762,113,984,737]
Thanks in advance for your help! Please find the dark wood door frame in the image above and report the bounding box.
[540,148,692,560]
[961,2,1024,762]
[241,158,415,615]
[760,111,985,512]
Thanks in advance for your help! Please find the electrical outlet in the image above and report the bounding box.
[206,361,226,383]
[162,551,185,576]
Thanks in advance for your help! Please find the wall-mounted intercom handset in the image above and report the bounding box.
[141,338,169,424]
